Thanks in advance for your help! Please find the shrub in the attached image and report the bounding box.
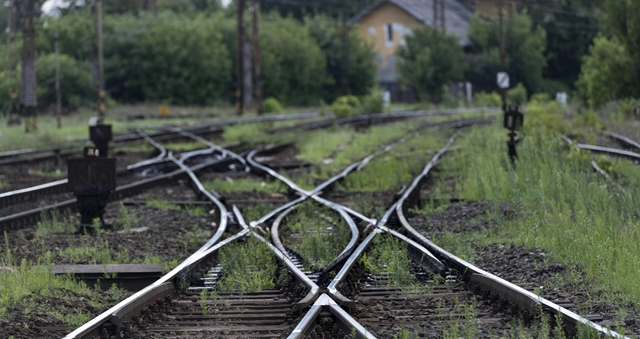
[474,91,502,107]
[331,96,360,118]
[397,27,466,102]
[507,83,528,105]
[263,97,283,114]
[35,54,95,109]
[524,100,566,134]
[530,93,551,104]
[577,35,635,108]
[305,15,377,103]
[359,89,385,115]
[260,13,330,105]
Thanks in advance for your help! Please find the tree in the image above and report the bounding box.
[259,13,330,105]
[466,11,547,95]
[576,35,635,108]
[305,14,377,103]
[604,0,640,97]
[522,0,604,88]
[397,27,466,103]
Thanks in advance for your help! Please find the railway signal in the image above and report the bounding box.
[503,105,523,163]
[67,147,116,233]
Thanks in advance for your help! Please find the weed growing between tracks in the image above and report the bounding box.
[361,234,416,287]
[282,202,350,270]
[340,131,444,192]
[203,177,287,194]
[217,235,278,293]
[442,122,640,304]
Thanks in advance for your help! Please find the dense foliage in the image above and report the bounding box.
[397,27,466,102]
[0,6,378,110]
[466,11,547,96]
[575,0,640,108]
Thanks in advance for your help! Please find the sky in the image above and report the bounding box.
[42,0,231,15]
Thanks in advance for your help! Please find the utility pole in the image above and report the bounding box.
[55,33,62,129]
[96,0,105,123]
[441,0,445,31]
[508,0,516,87]
[433,0,445,30]
[498,0,506,107]
[6,0,20,126]
[21,0,38,133]
[342,3,350,95]
[252,0,263,115]
[235,0,245,115]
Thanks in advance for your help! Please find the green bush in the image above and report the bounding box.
[359,89,384,115]
[466,11,546,95]
[474,91,502,107]
[397,27,466,102]
[530,93,551,104]
[36,54,95,109]
[507,83,528,105]
[0,51,94,111]
[577,35,636,108]
[305,15,377,103]
[263,97,283,114]
[331,95,360,118]
[260,13,329,105]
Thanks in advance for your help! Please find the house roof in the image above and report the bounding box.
[350,0,474,45]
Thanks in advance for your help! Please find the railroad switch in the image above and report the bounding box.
[89,123,112,158]
[67,147,116,233]
[503,105,524,163]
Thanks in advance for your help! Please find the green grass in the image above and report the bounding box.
[217,235,277,293]
[339,131,445,192]
[36,208,77,235]
[0,103,318,152]
[203,177,287,194]
[282,202,351,270]
[58,237,164,266]
[295,127,354,163]
[360,234,416,287]
[0,255,129,329]
[444,119,640,304]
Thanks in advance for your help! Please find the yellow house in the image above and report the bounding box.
[351,0,474,92]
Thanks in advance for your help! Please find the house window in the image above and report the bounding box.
[386,24,393,43]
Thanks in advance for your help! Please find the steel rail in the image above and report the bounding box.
[0,142,242,232]
[562,135,640,161]
[0,111,322,161]
[125,129,168,171]
[367,133,630,339]
[601,131,640,150]
[287,294,377,339]
[63,154,241,339]
[237,206,321,310]
[325,132,460,308]
[164,127,249,172]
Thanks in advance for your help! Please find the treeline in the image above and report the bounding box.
[0,9,376,110]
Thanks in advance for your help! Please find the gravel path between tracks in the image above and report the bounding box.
[409,201,640,337]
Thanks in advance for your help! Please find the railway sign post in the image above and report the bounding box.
[503,105,523,163]
[67,147,116,233]
[89,119,112,158]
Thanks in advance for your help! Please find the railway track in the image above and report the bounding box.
[56,118,463,338]
[9,112,616,338]
[0,127,246,232]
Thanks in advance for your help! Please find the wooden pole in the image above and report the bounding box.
[235,0,245,115]
[252,0,263,115]
[55,33,62,128]
[96,0,105,123]
[498,0,506,106]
